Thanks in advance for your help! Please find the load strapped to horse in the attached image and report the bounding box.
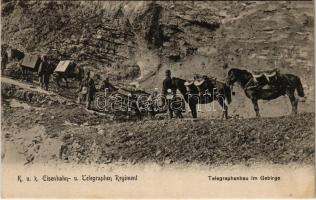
[226,66,305,117]
[191,74,231,119]
[194,75,232,103]
[161,74,232,119]
[20,54,41,80]
[249,68,281,90]
[53,60,84,88]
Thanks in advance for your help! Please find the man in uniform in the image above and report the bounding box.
[162,69,183,119]
[38,55,51,91]
[162,70,173,96]
[77,71,96,109]
[147,88,159,118]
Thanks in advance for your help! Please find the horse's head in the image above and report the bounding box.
[226,68,253,93]
[226,68,239,86]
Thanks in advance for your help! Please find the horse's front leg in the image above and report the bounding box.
[21,68,26,80]
[135,108,142,120]
[287,90,298,115]
[64,77,69,88]
[56,76,61,89]
[222,107,228,120]
[251,98,260,118]
[167,99,174,119]
[217,96,228,120]
[189,103,197,118]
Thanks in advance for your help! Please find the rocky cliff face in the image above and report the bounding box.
[142,2,314,91]
[2,1,314,117]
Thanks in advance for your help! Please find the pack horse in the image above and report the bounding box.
[226,67,305,117]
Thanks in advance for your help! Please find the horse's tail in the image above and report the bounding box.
[224,84,232,105]
[296,77,305,97]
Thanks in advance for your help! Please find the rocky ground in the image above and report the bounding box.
[1,1,315,167]
[1,81,314,166]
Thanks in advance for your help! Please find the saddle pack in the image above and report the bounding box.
[193,75,218,91]
[249,68,280,89]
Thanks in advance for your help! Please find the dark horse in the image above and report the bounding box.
[53,65,84,88]
[226,68,305,117]
[165,77,232,119]
[194,76,232,119]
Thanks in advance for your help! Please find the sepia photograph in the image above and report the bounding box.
[1,0,315,198]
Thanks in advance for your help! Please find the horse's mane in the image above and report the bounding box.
[172,77,186,83]
[230,68,252,75]
[171,77,187,90]
[171,77,191,95]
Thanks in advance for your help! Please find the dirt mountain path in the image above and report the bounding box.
[1,77,52,95]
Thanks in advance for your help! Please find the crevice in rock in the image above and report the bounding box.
[185,19,220,31]
[144,3,164,48]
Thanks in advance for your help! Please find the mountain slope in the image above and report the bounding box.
[2,1,314,117]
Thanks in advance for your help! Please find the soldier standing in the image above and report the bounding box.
[38,55,51,90]
[77,71,96,109]
[147,88,159,118]
[43,60,53,91]
[162,69,180,119]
